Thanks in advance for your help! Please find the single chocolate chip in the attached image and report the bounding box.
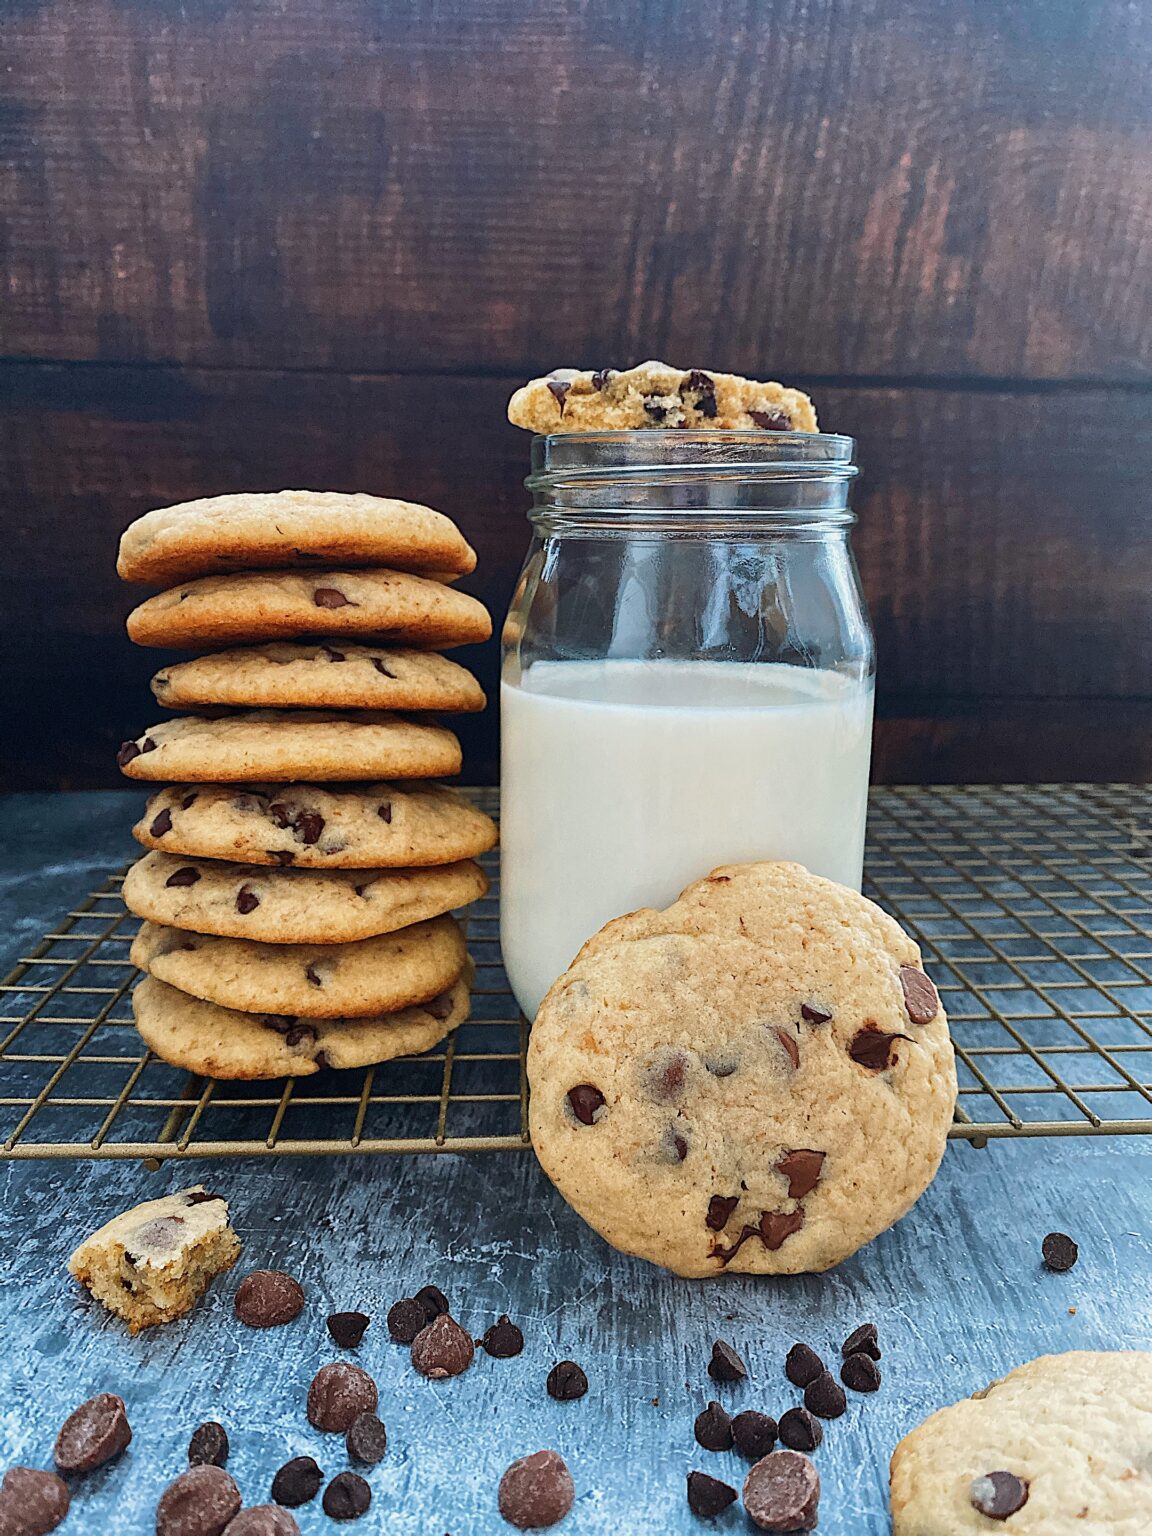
[54,1391,132,1473]
[672,1130,689,1161]
[760,1208,805,1250]
[1042,1231,1079,1272]
[377,801,393,822]
[150,807,174,837]
[749,409,792,431]
[305,964,322,987]
[704,1056,738,1077]
[307,1362,378,1432]
[899,964,940,1025]
[970,1471,1030,1521]
[294,810,324,845]
[414,1283,449,1320]
[322,1471,371,1521]
[706,1194,739,1232]
[236,886,260,914]
[313,587,352,608]
[423,989,454,1020]
[481,1315,525,1358]
[0,1468,70,1535]
[188,1421,229,1468]
[498,1449,574,1530]
[126,1214,185,1257]
[314,1049,332,1070]
[774,1026,800,1069]
[234,1270,305,1328]
[591,369,614,391]
[732,1410,778,1460]
[693,1400,733,1451]
[742,1449,820,1531]
[643,395,673,422]
[684,370,719,418]
[849,1028,908,1070]
[708,1339,747,1385]
[327,1311,370,1349]
[546,1360,588,1401]
[686,1469,737,1517]
[371,659,396,678]
[165,866,201,888]
[321,646,346,662]
[284,1023,316,1047]
[776,1149,825,1199]
[804,1370,846,1419]
[185,1190,225,1205]
[546,379,572,413]
[841,1322,880,1359]
[156,1465,242,1536]
[117,740,142,767]
[785,1343,825,1388]
[646,1049,688,1100]
[412,1313,475,1379]
[567,1083,605,1124]
[345,1411,388,1465]
[778,1406,823,1454]
[840,1352,881,1393]
[386,1297,427,1343]
[270,1457,323,1508]
[180,791,198,808]
[269,850,295,865]
[222,1508,300,1536]
[800,1002,832,1024]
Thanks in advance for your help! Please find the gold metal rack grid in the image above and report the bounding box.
[0,785,1149,1160]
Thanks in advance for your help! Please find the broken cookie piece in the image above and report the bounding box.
[507,361,818,434]
[68,1185,241,1333]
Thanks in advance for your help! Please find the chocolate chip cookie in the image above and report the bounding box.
[122,850,487,943]
[508,362,818,433]
[117,490,477,587]
[125,569,491,650]
[117,711,461,782]
[528,861,956,1277]
[133,781,497,868]
[890,1352,1152,1534]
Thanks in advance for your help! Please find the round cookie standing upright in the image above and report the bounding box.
[528,861,956,1277]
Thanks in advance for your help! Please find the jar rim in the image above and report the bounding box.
[527,429,858,490]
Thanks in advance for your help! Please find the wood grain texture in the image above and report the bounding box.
[3,0,1152,379]
[2,365,1149,788]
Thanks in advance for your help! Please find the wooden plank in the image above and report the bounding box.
[1,364,1149,788]
[4,0,1152,379]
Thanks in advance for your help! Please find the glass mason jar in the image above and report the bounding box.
[500,431,873,1020]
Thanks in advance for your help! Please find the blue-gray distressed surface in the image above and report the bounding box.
[0,792,1149,1535]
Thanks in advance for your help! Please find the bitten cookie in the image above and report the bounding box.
[68,1186,241,1333]
[125,569,491,650]
[508,362,818,433]
[117,490,477,586]
[890,1352,1152,1534]
[133,781,498,868]
[132,971,471,1078]
[117,711,461,782]
[150,644,486,713]
[122,851,487,943]
[130,915,467,1018]
[528,861,956,1277]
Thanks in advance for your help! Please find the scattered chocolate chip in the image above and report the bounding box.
[742,1449,819,1531]
[800,1003,832,1024]
[307,1363,378,1432]
[414,1283,449,1320]
[322,1471,371,1521]
[345,1411,388,1465]
[546,379,572,413]
[371,658,396,678]
[546,1360,588,1401]
[591,369,613,391]
[236,886,260,914]
[1042,1231,1079,1272]
[804,1370,846,1419]
[327,1311,370,1349]
[150,807,174,837]
[234,1270,305,1328]
[841,1322,880,1359]
[706,1194,739,1231]
[156,1465,242,1536]
[686,1469,737,1518]
[785,1343,824,1388]
[643,395,673,422]
[840,1352,881,1393]
[774,1026,800,1069]
[313,587,352,609]
[848,1028,908,1070]
[377,800,393,822]
[708,1339,747,1385]
[899,964,940,1025]
[386,1297,427,1343]
[566,1083,605,1124]
[970,1471,1030,1521]
[749,409,792,431]
[321,646,346,662]
[732,1410,777,1460]
[53,1391,132,1473]
[0,1468,70,1535]
[760,1208,805,1250]
[117,740,142,767]
[778,1406,823,1453]
[165,866,201,888]
[693,1400,733,1452]
[776,1149,825,1199]
[188,1421,229,1468]
[412,1313,475,1379]
[270,1457,324,1508]
[222,1508,300,1536]
[498,1450,574,1530]
[481,1315,525,1358]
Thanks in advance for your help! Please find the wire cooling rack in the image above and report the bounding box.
[0,785,1149,1160]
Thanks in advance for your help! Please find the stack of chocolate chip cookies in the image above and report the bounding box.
[115,491,496,1079]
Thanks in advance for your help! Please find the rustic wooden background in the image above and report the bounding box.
[2,0,1150,788]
